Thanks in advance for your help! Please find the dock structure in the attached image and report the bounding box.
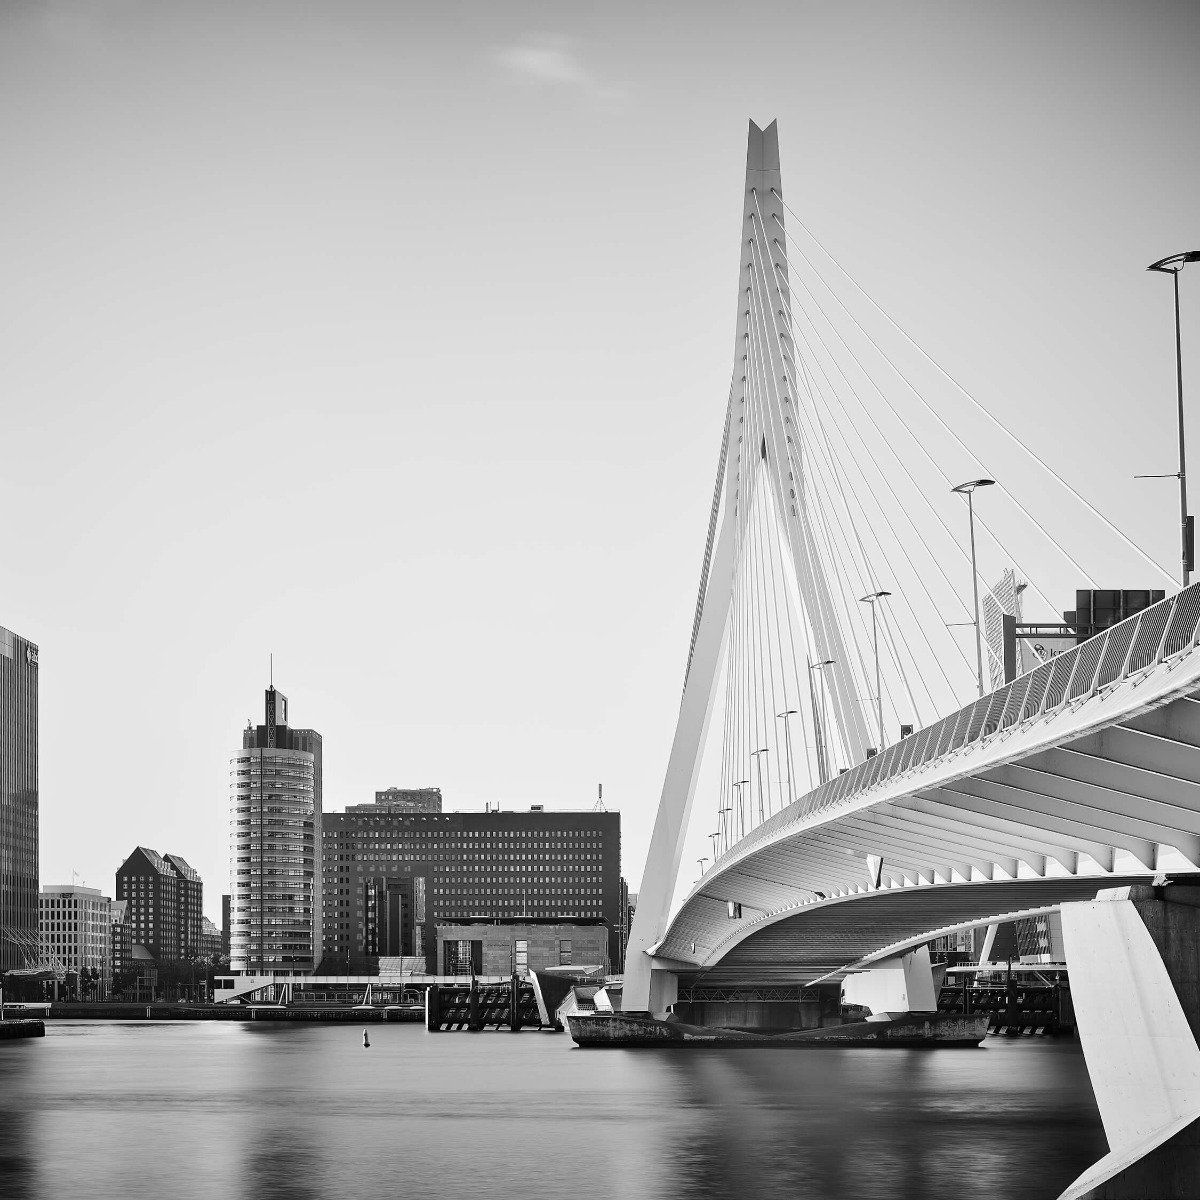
[0,1019,44,1039]
[425,977,543,1032]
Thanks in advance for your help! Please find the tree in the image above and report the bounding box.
[111,965,142,1000]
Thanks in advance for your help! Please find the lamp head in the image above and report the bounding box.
[952,478,995,495]
[1148,251,1200,274]
[859,590,892,603]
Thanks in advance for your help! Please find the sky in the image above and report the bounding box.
[2,0,1198,922]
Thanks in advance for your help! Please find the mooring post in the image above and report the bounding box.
[467,977,481,1032]
[509,974,521,1032]
[425,984,440,1032]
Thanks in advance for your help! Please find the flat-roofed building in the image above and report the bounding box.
[321,799,622,974]
[39,884,116,997]
[437,920,610,977]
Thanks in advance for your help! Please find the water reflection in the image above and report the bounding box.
[2,1023,1107,1200]
[0,1046,38,1200]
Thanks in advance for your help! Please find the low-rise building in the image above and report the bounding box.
[435,920,610,977]
[39,884,116,998]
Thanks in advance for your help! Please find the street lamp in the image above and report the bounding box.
[858,592,891,750]
[697,857,709,878]
[807,659,835,784]
[732,781,749,841]
[1148,251,1200,587]
[951,479,995,696]
[750,748,770,824]
[718,806,733,854]
[775,710,798,806]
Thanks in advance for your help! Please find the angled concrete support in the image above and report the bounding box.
[841,945,937,1016]
[1059,884,1200,1199]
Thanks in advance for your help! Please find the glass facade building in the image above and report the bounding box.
[0,625,39,973]
[230,685,323,974]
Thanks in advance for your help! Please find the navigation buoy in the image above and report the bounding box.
[363,1029,370,1048]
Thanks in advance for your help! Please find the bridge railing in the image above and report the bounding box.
[720,582,1200,865]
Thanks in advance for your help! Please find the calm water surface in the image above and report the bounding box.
[0,1021,1106,1200]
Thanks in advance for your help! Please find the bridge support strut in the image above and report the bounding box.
[1059,883,1200,1199]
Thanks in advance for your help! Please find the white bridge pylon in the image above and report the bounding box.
[625,120,874,1011]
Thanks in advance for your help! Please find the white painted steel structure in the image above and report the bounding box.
[624,117,1200,1012]
[658,597,1200,971]
[623,115,1200,1200]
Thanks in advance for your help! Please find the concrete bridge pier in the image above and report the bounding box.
[646,965,679,1016]
[1059,882,1200,1199]
[841,945,939,1016]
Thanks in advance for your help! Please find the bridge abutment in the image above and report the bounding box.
[1059,883,1200,1199]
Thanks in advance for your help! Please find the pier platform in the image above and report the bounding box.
[567,1010,989,1048]
[0,1019,45,1040]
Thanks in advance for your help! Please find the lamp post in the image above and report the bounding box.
[1148,251,1200,587]
[808,659,835,784]
[697,857,708,879]
[951,479,995,696]
[719,806,733,854]
[732,781,749,841]
[750,748,770,823]
[775,710,798,806]
[858,592,891,750]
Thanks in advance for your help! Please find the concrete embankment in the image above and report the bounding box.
[0,1019,45,1039]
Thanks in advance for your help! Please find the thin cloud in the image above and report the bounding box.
[492,33,628,107]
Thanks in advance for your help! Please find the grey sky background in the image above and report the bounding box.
[3,1,1197,920]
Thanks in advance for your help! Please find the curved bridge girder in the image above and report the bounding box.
[660,649,1200,974]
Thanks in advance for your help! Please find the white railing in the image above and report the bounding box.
[723,583,1200,863]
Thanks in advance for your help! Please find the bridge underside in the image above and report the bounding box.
[673,875,1160,989]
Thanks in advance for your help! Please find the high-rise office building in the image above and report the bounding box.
[230,684,323,974]
[321,798,622,974]
[115,846,203,961]
[0,625,39,973]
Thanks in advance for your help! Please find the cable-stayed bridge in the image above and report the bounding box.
[622,119,1200,1197]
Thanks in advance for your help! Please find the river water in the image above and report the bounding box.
[0,1021,1106,1200]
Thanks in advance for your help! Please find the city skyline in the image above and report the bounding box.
[4,0,1198,916]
